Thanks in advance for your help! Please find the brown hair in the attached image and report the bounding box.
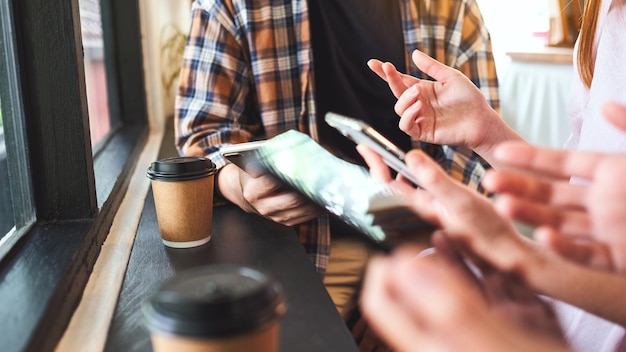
[577,0,602,88]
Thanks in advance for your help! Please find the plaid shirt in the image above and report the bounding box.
[176,0,499,276]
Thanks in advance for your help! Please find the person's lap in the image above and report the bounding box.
[323,236,373,320]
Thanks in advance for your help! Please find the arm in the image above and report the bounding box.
[176,4,321,225]
[359,144,626,326]
[521,250,626,327]
[176,3,259,161]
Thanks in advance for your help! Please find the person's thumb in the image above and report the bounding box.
[412,49,459,83]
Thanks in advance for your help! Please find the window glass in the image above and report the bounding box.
[0,97,14,239]
[79,0,111,147]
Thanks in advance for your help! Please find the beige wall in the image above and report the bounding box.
[139,0,191,130]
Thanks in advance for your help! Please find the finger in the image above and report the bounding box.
[534,227,613,270]
[403,150,488,226]
[492,141,604,180]
[411,49,460,83]
[367,59,388,81]
[587,159,626,244]
[602,101,626,132]
[404,149,463,198]
[272,206,323,226]
[482,169,555,202]
[357,144,394,182]
[394,84,420,117]
[494,195,591,237]
[256,195,321,226]
[381,61,412,98]
[360,256,437,351]
[588,190,626,271]
[398,99,424,138]
[483,169,587,207]
[392,254,493,345]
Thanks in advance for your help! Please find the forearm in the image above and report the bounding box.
[175,4,257,163]
[520,246,626,327]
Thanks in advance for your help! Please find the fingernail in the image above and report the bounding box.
[416,247,437,259]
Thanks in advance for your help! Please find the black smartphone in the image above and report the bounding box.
[324,112,420,187]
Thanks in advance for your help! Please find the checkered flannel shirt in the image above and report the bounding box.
[176,0,500,276]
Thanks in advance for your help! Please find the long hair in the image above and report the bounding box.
[577,0,602,88]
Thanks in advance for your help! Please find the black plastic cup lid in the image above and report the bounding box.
[142,264,286,338]
[147,156,216,182]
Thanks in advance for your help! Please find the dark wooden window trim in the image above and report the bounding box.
[0,0,36,247]
[17,0,97,221]
[0,0,149,351]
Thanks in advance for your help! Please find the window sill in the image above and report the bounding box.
[0,125,148,352]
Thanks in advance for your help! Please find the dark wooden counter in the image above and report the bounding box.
[104,192,359,352]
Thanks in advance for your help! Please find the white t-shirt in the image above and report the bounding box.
[556,1,626,351]
[565,0,626,152]
[547,297,626,352]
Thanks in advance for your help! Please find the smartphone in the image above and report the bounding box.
[219,140,267,177]
[324,112,421,187]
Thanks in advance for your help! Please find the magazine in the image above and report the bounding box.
[247,130,435,249]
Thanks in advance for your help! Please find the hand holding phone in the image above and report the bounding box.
[325,112,421,187]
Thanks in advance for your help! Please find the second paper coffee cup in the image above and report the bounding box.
[143,264,287,352]
[147,156,216,248]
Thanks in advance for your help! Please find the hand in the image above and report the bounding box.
[358,143,533,273]
[360,245,569,352]
[479,102,626,272]
[483,141,626,272]
[217,164,322,226]
[368,50,518,164]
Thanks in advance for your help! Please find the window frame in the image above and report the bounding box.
[0,0,149,351]
[0,0,36,261]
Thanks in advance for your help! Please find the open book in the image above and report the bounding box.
[251,130,434,249]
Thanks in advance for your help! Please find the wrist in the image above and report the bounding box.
[473,116,526,167]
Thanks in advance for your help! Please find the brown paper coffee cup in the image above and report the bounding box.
[149,322,280,352]
[143,265,287,352]
[147,157,216,248]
